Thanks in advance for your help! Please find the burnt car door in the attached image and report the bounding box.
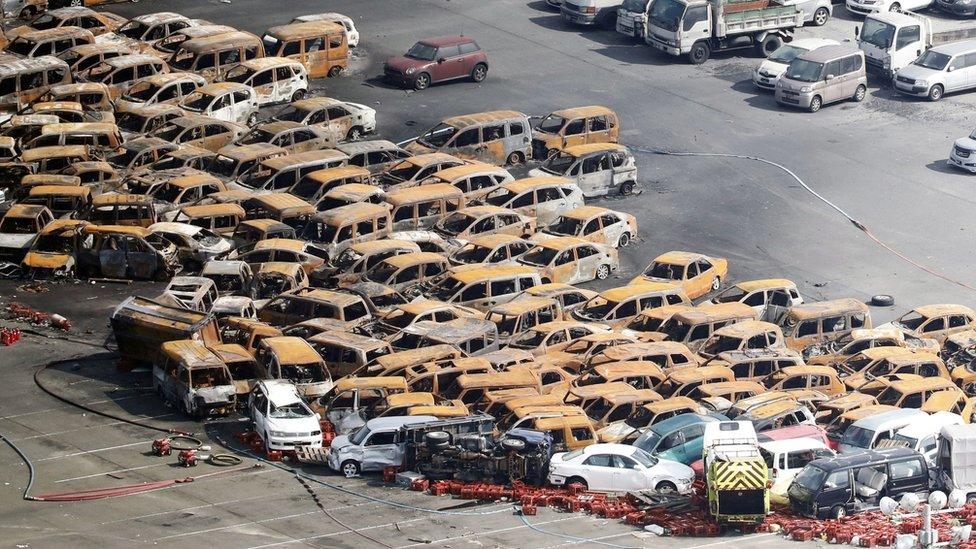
[122,234,161,279]
[97,234,127,278]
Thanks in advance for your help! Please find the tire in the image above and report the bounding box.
[413,73,431,91]
[928,84,944,102]
[853,84,867,102]
[246,113,258,126]
[711,276,721,291]
[617,232,631,248]
[813,7,830,26]
[689,41,710,65]
[506,151,524,165]
[831,505,846,519]
[871,294,895,307]
[19,5,36,19]
[656,481,677,494]
[327,66,342,78]
[501,437,526,451]
[471,63,488,83]
[340,460,361,478]
[756,35,783,58]
[620,180,635,195]
[596,264,611,280]
[291,89,306,102]
[346,126,363,141]
[566,476,588,490]
[808,95,823,113]
[889,2,900,10]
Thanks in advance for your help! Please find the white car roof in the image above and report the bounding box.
[759,437,829,453]
[790,38,840,51]
[260,379,303,406]
[150,221,202,237]
[364,415,438,431]
[897,411,963,439]
[579,443,637,456]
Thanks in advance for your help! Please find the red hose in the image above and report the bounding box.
[30,465,259,502]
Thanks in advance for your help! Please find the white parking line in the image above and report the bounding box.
[395,515,577,549]
[152,501,379,541]
[99,493,275,525]
[11,413,178,442]
[55,462,171,483]
[37,441,152,462]
[0,392,151,421]
[245,516,432,549]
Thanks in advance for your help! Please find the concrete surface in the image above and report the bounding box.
[2,0,976,546]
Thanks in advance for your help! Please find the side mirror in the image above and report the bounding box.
[854,25,859,38]
[949,66,956,72]
[437,57,446,63]
[826,74,835,80]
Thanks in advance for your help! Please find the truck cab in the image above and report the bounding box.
[856,12,927,79]
[616,0,652,38]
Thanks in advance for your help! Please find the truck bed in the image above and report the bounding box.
[718,4,802,37]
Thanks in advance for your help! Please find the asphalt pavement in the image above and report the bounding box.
[2,0,976,546]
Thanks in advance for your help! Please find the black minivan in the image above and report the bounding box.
[788,447,929,519]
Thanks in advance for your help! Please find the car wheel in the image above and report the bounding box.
[853,84,867,102]
[813,7,830,25]
[19,5,36,19]
[808,95,822,113]
[711,276,721,291]
[471,63,488,83]
[413,73,431,91]
[328,66,342,78]
[889,2,900,10]
[291,89,306,102]
[617,232,631,248]
[620,181,635,195]
[347,126,363,141]
[506,151,524,165]
[340,460,361,478]
[246,113,258,126]
[596,264,611,280]
[689,41,710,65]
[656,481,677,494]
[831,505,846,519]
[756,35,782,58]
[928,84,944,102]
[566,476,588,490]
[871,294,895,307]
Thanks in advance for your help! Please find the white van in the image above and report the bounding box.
[248,379,324,451]
[838,408,927,454]
[224,57,309,106]
[760,438,834,485]
[891,411,963,466]
[327,415,437,476]
[894,40,976,102]
[179,82,260,126]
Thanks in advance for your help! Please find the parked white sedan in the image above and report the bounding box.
[547,443,694,493]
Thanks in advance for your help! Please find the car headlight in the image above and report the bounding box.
[268,430,292,437]
[405,67,416,75]
[582,6,596,13]
[916,80,928,87]
[800,86,811,92]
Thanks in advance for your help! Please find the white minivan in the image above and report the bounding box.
[894,40,976,102]
[223,58,309,106]
[891,411,963,466]
[180,82,260,126]
[248,379,324,451]
[753,38,839,90]
[327,415,437,477]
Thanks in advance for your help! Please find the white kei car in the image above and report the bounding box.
[547,443,694,493]
[753,38,839,90]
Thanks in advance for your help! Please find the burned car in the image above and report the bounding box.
[0,203,53,263]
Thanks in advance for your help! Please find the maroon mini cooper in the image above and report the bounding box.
[383,36,488,91]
